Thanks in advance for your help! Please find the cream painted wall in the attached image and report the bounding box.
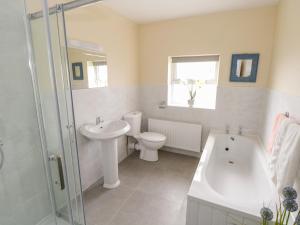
[139,6,277,88]
[260,0,300,145]
[65,5,140,190]
[259,0,300,198]
[65,4,139,87]
[268,0,300,95]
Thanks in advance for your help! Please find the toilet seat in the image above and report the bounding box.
[140,132,166,142]
[133,131,166,161]
[124,111,167,162]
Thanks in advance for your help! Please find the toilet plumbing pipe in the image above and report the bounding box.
[128,142,141,151]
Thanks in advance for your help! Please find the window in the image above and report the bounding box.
[168,55,219,109]
[87,61,108,88]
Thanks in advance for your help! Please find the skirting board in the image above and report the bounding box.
[161,147,201,158]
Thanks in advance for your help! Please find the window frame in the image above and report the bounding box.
[87,60,108,88]
[167,55,220,109]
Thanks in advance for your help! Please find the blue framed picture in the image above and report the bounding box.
[72,62,83,80]
[230,54,259,82]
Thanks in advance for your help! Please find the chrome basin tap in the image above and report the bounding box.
[96,116,104,126]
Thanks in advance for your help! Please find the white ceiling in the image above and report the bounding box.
[101,0,279,24]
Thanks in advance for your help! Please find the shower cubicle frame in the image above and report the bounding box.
[24,0,102,224]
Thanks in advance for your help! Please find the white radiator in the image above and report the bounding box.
[148,118,202,153]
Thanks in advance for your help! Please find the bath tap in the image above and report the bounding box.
[238,126,243,135]
[225,125,230,134]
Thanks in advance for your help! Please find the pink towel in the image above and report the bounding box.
[268,113,286,153]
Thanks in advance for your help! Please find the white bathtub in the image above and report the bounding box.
[187,131,276,225]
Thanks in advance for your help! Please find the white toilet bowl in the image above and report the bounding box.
[123,111,167,162]
[135,132,166,161]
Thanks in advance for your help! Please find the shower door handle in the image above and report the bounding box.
[56,155,65,190]
[0,141,4,170]
[49,154,65,190]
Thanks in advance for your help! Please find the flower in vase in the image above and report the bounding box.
[282,186,297,200]
[283,199,298,212]
[260,207,273,221]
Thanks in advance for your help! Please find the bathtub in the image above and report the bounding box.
[186,131,276,225]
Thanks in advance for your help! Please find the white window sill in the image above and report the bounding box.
[167,103,216,110]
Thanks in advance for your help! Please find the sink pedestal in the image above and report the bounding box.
[79,120,130,189]
[100,139,120,189]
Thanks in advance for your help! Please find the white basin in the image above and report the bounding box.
[79,120,130,189]
[80,120,130,140]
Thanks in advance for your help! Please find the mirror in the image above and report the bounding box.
[230,53,259,83]
[236,59,253,77]
[68,47,108,89]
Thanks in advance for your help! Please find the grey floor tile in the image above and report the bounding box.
[120,190,181,224]
[156,151,199,179]
[83,150,199,225]
[84,185,134,225]
[108,211,152,225]
[136,168,191,203]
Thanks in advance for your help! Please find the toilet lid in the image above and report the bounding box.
[140,132,166,142]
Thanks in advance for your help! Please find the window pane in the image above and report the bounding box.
[168,55,219,109]
[87,61,108,88]
[194,84,217,109]
[170,83,189,105]
[169,83,217,109]
[175,61,217,80]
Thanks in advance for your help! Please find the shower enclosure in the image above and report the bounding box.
[0,0,98,225]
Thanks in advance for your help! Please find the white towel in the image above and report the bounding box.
[269,118,294,182]
[275,123,300,192]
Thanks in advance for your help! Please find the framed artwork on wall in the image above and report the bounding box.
[230,53,259,82]
[72,62,84,80]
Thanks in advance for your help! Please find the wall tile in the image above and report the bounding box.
[259,89,300,196]
[140,85,266,148]
[72,86,139,190]
[260,89,300,148]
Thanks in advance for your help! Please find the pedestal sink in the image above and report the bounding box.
[80,120,130,189]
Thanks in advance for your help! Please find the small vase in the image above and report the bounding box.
[188,99,195,107]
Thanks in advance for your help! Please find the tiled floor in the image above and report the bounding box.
[83,150,199,225]
[37,216,69,225]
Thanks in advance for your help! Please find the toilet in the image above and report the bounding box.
[124,111,166,161]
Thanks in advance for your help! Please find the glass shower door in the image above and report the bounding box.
[1,1,58,225]
[48,6,86,224]
[25,1,85,225]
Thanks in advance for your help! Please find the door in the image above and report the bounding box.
[26,2,85,225]
[0,1,55,224]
